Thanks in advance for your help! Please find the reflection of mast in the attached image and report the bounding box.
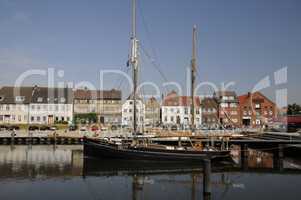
[191,173,197,200]
[132,175,143,200]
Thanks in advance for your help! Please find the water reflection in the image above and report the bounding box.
[0,145,301,200]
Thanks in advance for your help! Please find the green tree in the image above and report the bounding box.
[74,113,98,124]
[287,103,301,115]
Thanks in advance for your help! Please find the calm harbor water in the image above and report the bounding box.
[0,145,301,200]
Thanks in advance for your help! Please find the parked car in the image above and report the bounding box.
[101,127,108,131]
[171,125,178,131]
[7,125,20,131]
[68,125,78,131]
[80,126,87,132]
[40,126,50,131]
[91,125,99,132]
[29,125,39,131]
[111,125,117,131]
[50,126,57,131]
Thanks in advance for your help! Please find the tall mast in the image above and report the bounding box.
[191,25,197,132]
[130,0,139,135]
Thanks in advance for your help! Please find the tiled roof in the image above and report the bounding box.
[31,87,73,104]
[214,91,237,97]
[162,92,201,107]
[74,89,121,100]
[201,97,218,107]
[238,92,275,106]
[0,86,34,104]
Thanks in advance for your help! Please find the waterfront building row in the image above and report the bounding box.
[0,86,277,128]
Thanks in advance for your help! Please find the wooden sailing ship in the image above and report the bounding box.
[84,0,231,162]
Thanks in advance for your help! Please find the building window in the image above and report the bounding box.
[6,105,9,111]
[0,115,3,121]
[43,116,47,122]
[255,104,260,109]
[55,105,59,111]
[164,116,167,122]
[31,116,34,122]
[18,115,21,122]
[37,105,41,110]
[230,103,237,108]
[0,105,2,110]
[12,115,15,121]
[60,97,66,103]
[37,97,43,102]
[231,111,238,115]
[15,96,25,102]
[124,109,127,113]
[37,116,40,122]
[171,116,174,122]
[221,103,228,108]
[184,108,188,114]
[222,96,228,100]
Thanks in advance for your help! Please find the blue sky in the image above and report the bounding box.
[0,0,300,104]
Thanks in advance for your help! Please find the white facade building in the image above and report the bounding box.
[122,98,145,131]
[29,87,73,125]
[0,87,32,125]
[161,91,202,129]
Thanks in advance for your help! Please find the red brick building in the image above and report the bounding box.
[238,92,276,128]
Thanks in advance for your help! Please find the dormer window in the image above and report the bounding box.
[37,97,43,102]
[0,96,4,101]
[15,96,25,102]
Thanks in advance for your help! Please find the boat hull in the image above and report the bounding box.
[84,138,230,162]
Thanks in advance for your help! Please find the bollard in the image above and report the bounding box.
[203,159,211,197]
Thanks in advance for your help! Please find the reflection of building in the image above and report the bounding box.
[214,91,240,128]
[0,86,32,124]
[201,97,219,129]
[145,97,160,126]
[0,145,83,178]
[161,91,202,128]
[122,96,145,130]
[238,92,276,128]
[74,89,122,125]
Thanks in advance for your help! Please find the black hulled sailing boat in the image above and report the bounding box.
[84,0,231,162]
